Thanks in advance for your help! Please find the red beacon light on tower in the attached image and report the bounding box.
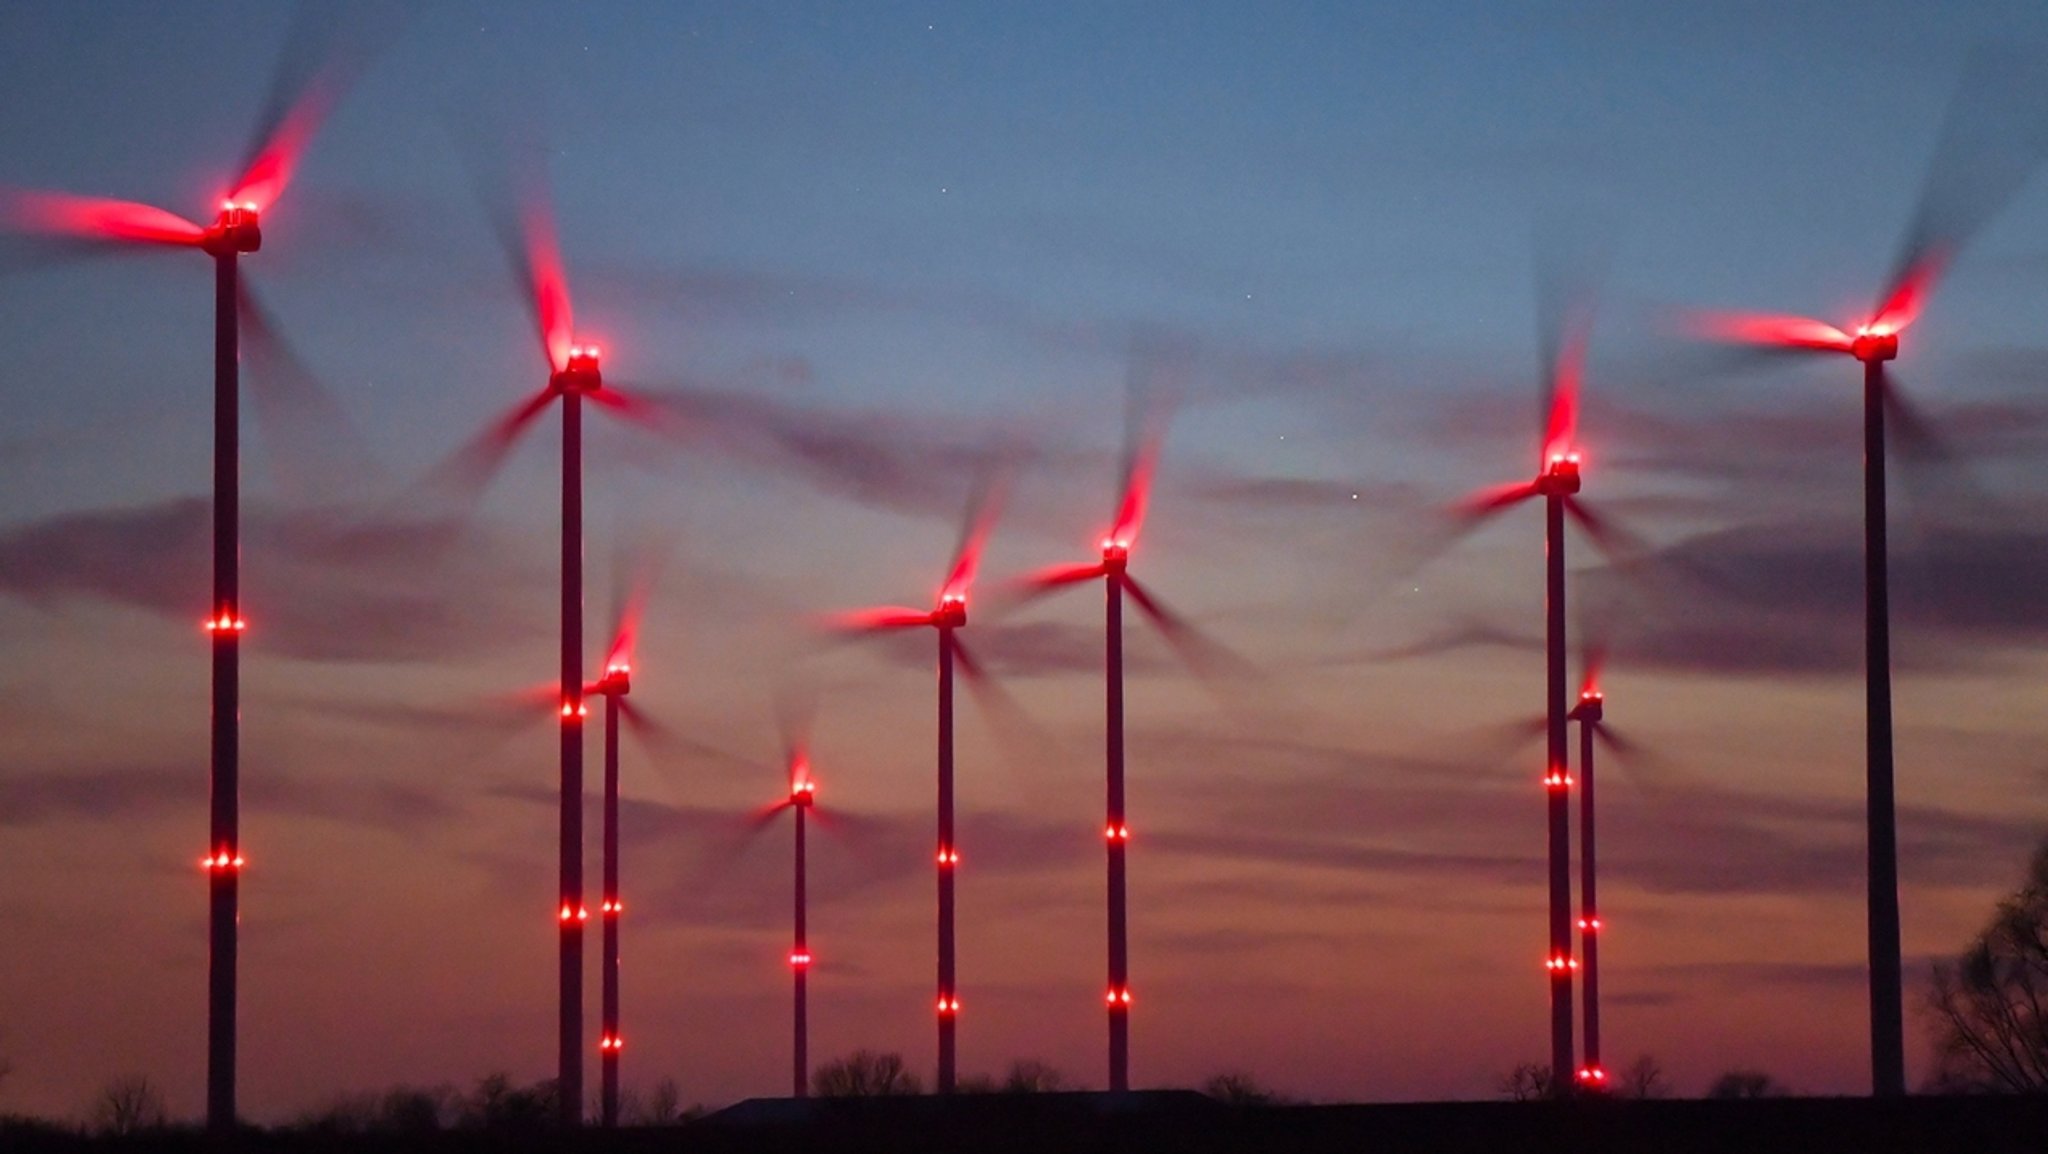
[1538,449,1583,495]
[933,591,967,628]
[556,343,603,392]
[202,200,262,256]
[1100,535,1131,568]
[791,778,816,807]
[1570,687,1604,725]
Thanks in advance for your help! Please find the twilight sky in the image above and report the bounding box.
[3,0,2048,1121]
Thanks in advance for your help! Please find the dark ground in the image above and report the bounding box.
[8,1092,2047,1153]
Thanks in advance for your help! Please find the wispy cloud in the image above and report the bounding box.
[0,497,542,662]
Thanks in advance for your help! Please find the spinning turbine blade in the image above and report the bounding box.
[228,0,401,211]
[1683,310,1853,354]
[0,190,204,247]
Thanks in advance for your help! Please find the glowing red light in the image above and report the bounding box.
[936,847,960,866]
[598,1034,623,1052]
[1543,771,1573,790]
[559,904,575,922]
[203,614,247,633]
[601,899,622,915]
[1576,1066,1607,1083]
[1105,987,1133,1006]
[936,996,960,1015]
[1577,917,1603,931]
[1105,824,1131,841]
[1544,954,1579,972]
[789,951,813,968]
[199,850,245,872]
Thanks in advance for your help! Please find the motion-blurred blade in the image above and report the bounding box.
[414,386,557,512]
[1683,310,1853,354]
[1534,232,1602,460]
[1013,561,1110,600]
[1563,496,1641,558]
[228,1,401,211]
[1112,352,1180,548]
[1121,574,1253,681]
[461,122,574,372]
[602,537,668,673]
[942,469,1007,602]
[617,700,755,775]
[1879,47,2048,331]
[0,189,203,247]
[239,278,376,503]
[824,606,936,632]
[1457,480,1541,519]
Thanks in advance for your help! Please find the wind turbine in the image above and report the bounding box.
[1013,395,1238,1093]
[586,568,661,1128]
[0,8,386,1130]
[1680,56,2048,1097]
[1566,650,1640,1090]
[827,488,1003,1094]
[755,740,821,1100]
[1453,289,1628,1094]
[428,156,695,1127]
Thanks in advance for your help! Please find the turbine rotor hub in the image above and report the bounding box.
[202,202,262,255]
[1852,330,1899,364]
[1537,453,1582,496]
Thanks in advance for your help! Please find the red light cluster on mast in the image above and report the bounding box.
[598,1034,623,1053]
[199,850,245,872]
[1105,824,1131,841]
[1544,954,1579,972]
[1105,987,1133,1006]
[936,996,960,1016]
[203,614,247,633]
[789,951,812,969]
[935,846,959,866]
[554,343,602,392]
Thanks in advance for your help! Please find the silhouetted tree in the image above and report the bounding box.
[1002,1059,1068,1093]
[813,1050,922,1097]
[1928,836,2048,1092]
[91,1074,168,1135]
[631,1078,685,1124]
[379,1084,453,1132]
[457,1073,559,1129]
[1495,1062,1556,1101]
[1203,1070,1291,1105]
[1705,1069,1786,1099]
[1616,1054,1669,1099]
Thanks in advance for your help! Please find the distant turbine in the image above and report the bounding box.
[827,487,1004,1093]
[1680,54,2048,1097]
[1451,285,1627,1094]
[1014,388,1239,1092]
[0,7,387,1129]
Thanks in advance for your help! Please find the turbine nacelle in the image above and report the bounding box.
[1536,450,1582,496]
[1570,689,1604,724]
[202,201,262,256]
[1851,326,1900,364]
[1100,535,1131,570]
[592,661,631,697]
[933,592,968,629]
[791,778,816,807]
[554,343,603,393]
